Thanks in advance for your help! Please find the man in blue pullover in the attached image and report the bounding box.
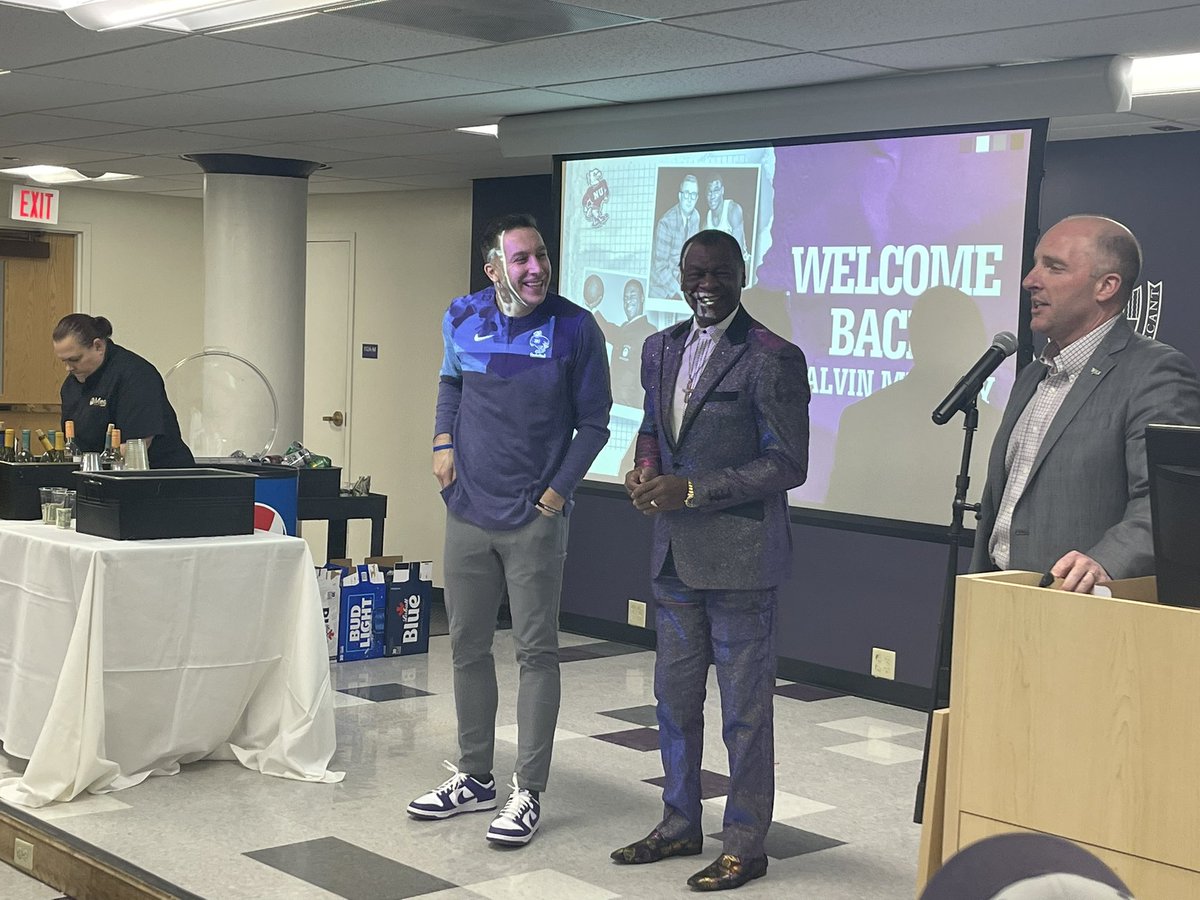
[407,214,611,846]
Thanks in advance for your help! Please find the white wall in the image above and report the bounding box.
[308,189,472,580]
[22,187,206,373]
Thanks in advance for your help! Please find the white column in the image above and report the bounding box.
[185,154,322,455]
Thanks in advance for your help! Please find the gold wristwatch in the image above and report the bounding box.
[684,479,698,508]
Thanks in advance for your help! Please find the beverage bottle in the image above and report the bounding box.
[15,429,35,463]
[1,428,14,463]
[54,431,67,463]
[112,429,126,472]
[102,428,126,471]
[65,420,80,463]
[100,428,117,470]
[34,428,56,460]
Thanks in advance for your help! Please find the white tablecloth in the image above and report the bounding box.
[0,521,343,807]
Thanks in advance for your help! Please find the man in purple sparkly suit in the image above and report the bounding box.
[610,230,810,891]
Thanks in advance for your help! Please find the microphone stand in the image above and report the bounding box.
[913,396,979,823]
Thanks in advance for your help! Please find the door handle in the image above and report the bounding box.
[322,410,345,427]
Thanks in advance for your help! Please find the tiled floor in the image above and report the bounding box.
[2,618,926,899]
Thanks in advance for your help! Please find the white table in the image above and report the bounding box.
[0,521,343,807]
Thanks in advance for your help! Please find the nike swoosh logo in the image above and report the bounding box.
[474,333,494,342]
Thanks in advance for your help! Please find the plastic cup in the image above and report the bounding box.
[124,438,149,471]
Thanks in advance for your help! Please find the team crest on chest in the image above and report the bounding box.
[529,330,551,358]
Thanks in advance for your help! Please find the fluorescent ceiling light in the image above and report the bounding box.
[1131,52,1200,96]
[0,165,140,184]
[1,0,375,33]
[455,124,499,138]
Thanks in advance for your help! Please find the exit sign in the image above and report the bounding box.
[10,185,60,224]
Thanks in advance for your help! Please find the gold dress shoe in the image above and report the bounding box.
[687,853,768,891]
[610,828,704,864]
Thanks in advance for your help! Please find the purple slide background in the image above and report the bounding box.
[750,131,1032,506]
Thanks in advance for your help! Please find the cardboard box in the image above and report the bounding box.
[337,564,387,662]
[315,565,344,661]
[385,561,434,657]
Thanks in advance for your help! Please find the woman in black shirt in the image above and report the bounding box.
[53,314,194,468]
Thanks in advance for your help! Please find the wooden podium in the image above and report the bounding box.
[919,571,1200,898]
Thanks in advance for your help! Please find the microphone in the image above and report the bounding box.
[931,331,1018,425]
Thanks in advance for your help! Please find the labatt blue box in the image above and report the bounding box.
[337,564,388,662]
[385,562,433,657]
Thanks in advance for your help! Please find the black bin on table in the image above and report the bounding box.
[297,465,341,499]
[74,468,256,540]
[0,460,80,520]
[196,459,300,535]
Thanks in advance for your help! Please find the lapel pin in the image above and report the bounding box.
[1090,367,1102,376]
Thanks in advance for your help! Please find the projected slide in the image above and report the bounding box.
[560,125,1039,526]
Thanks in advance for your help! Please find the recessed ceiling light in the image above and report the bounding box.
[455,124,500,138]
[1,0,380,33]
[1131,52,1200,96]
[0,165,140,185]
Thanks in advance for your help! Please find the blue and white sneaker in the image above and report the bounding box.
[485,775,541,845]
[407,760,497,820]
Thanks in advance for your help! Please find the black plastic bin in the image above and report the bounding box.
[196,459,300,534]
[73,468,255,540]
[297,465,341,499]
[0,460,80,520]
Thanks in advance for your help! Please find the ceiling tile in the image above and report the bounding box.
[396,22,785,86]
[307,178,408,193]
[66,154,203,176]
[25,34,351,92]
[54,129,265,156]
[183,113,431,142]
[0,142,161,167]
[331,0,639,43]
[212,10,493,63]
[374,173,474,189]
[672,0,1196,52]
[229,141,385,164]
[0,71,157,116]
[554,0,752,17]
[308,129,499,156]
[188,66,515,115]
[545,52,896,103]
[0,114,140,145]
[341,89,611,128]
[834,7,1200,70]
[1132,92,1200,125]
[71,174,203,192]
[0,7,176,69]
[1048,121,1198,141]
[318,156,462,178]
[49,93,273,129]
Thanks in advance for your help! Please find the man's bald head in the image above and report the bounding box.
[1062,215,1142,304]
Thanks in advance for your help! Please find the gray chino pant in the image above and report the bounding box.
[443,510,569,793]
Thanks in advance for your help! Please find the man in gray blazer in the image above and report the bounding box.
[971,215,1200,591]
[610,230,810,891]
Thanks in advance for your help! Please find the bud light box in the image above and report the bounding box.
[385,562,434,657]
[337,564,388,662]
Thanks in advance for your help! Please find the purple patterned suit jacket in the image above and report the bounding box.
[635,307,810,590]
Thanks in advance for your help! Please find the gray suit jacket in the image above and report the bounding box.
[635,307,810,590]
[971,318,1200,578]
